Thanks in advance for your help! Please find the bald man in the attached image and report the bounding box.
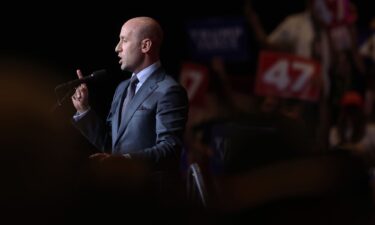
[71,17,189,171]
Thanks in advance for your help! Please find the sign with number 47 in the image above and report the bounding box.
[255,51,322,102]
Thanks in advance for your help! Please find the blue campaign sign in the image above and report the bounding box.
[185,17,249,61]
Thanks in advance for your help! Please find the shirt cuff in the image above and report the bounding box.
[73,107,91,121]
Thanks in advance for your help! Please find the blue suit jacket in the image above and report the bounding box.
[74,68,189,168]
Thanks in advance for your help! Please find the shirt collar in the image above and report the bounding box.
[131,61,161,85]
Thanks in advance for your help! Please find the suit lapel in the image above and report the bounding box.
[112,81,130,143]
[114,69,165,147]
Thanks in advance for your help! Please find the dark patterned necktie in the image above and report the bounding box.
[120,75,139,122]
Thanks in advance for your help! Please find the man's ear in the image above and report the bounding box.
[141,38,152,53]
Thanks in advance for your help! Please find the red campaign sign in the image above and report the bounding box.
[255,51,321,102]
[179,62,209,106]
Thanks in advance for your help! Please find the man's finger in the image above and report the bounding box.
[76,69,84,79]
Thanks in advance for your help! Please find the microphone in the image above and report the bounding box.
[55,69,107,91]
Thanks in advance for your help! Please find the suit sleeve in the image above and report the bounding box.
[71,83,126,152]
[72,109,110,151]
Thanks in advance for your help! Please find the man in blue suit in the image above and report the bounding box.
[71,17,189,171]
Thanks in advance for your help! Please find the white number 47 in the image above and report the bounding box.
[263,59,314,92]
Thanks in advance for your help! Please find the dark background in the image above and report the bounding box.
[0,2,373,221]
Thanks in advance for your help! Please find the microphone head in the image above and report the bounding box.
[92,69,107,79]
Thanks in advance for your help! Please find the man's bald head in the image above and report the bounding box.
[124,17,164,52]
